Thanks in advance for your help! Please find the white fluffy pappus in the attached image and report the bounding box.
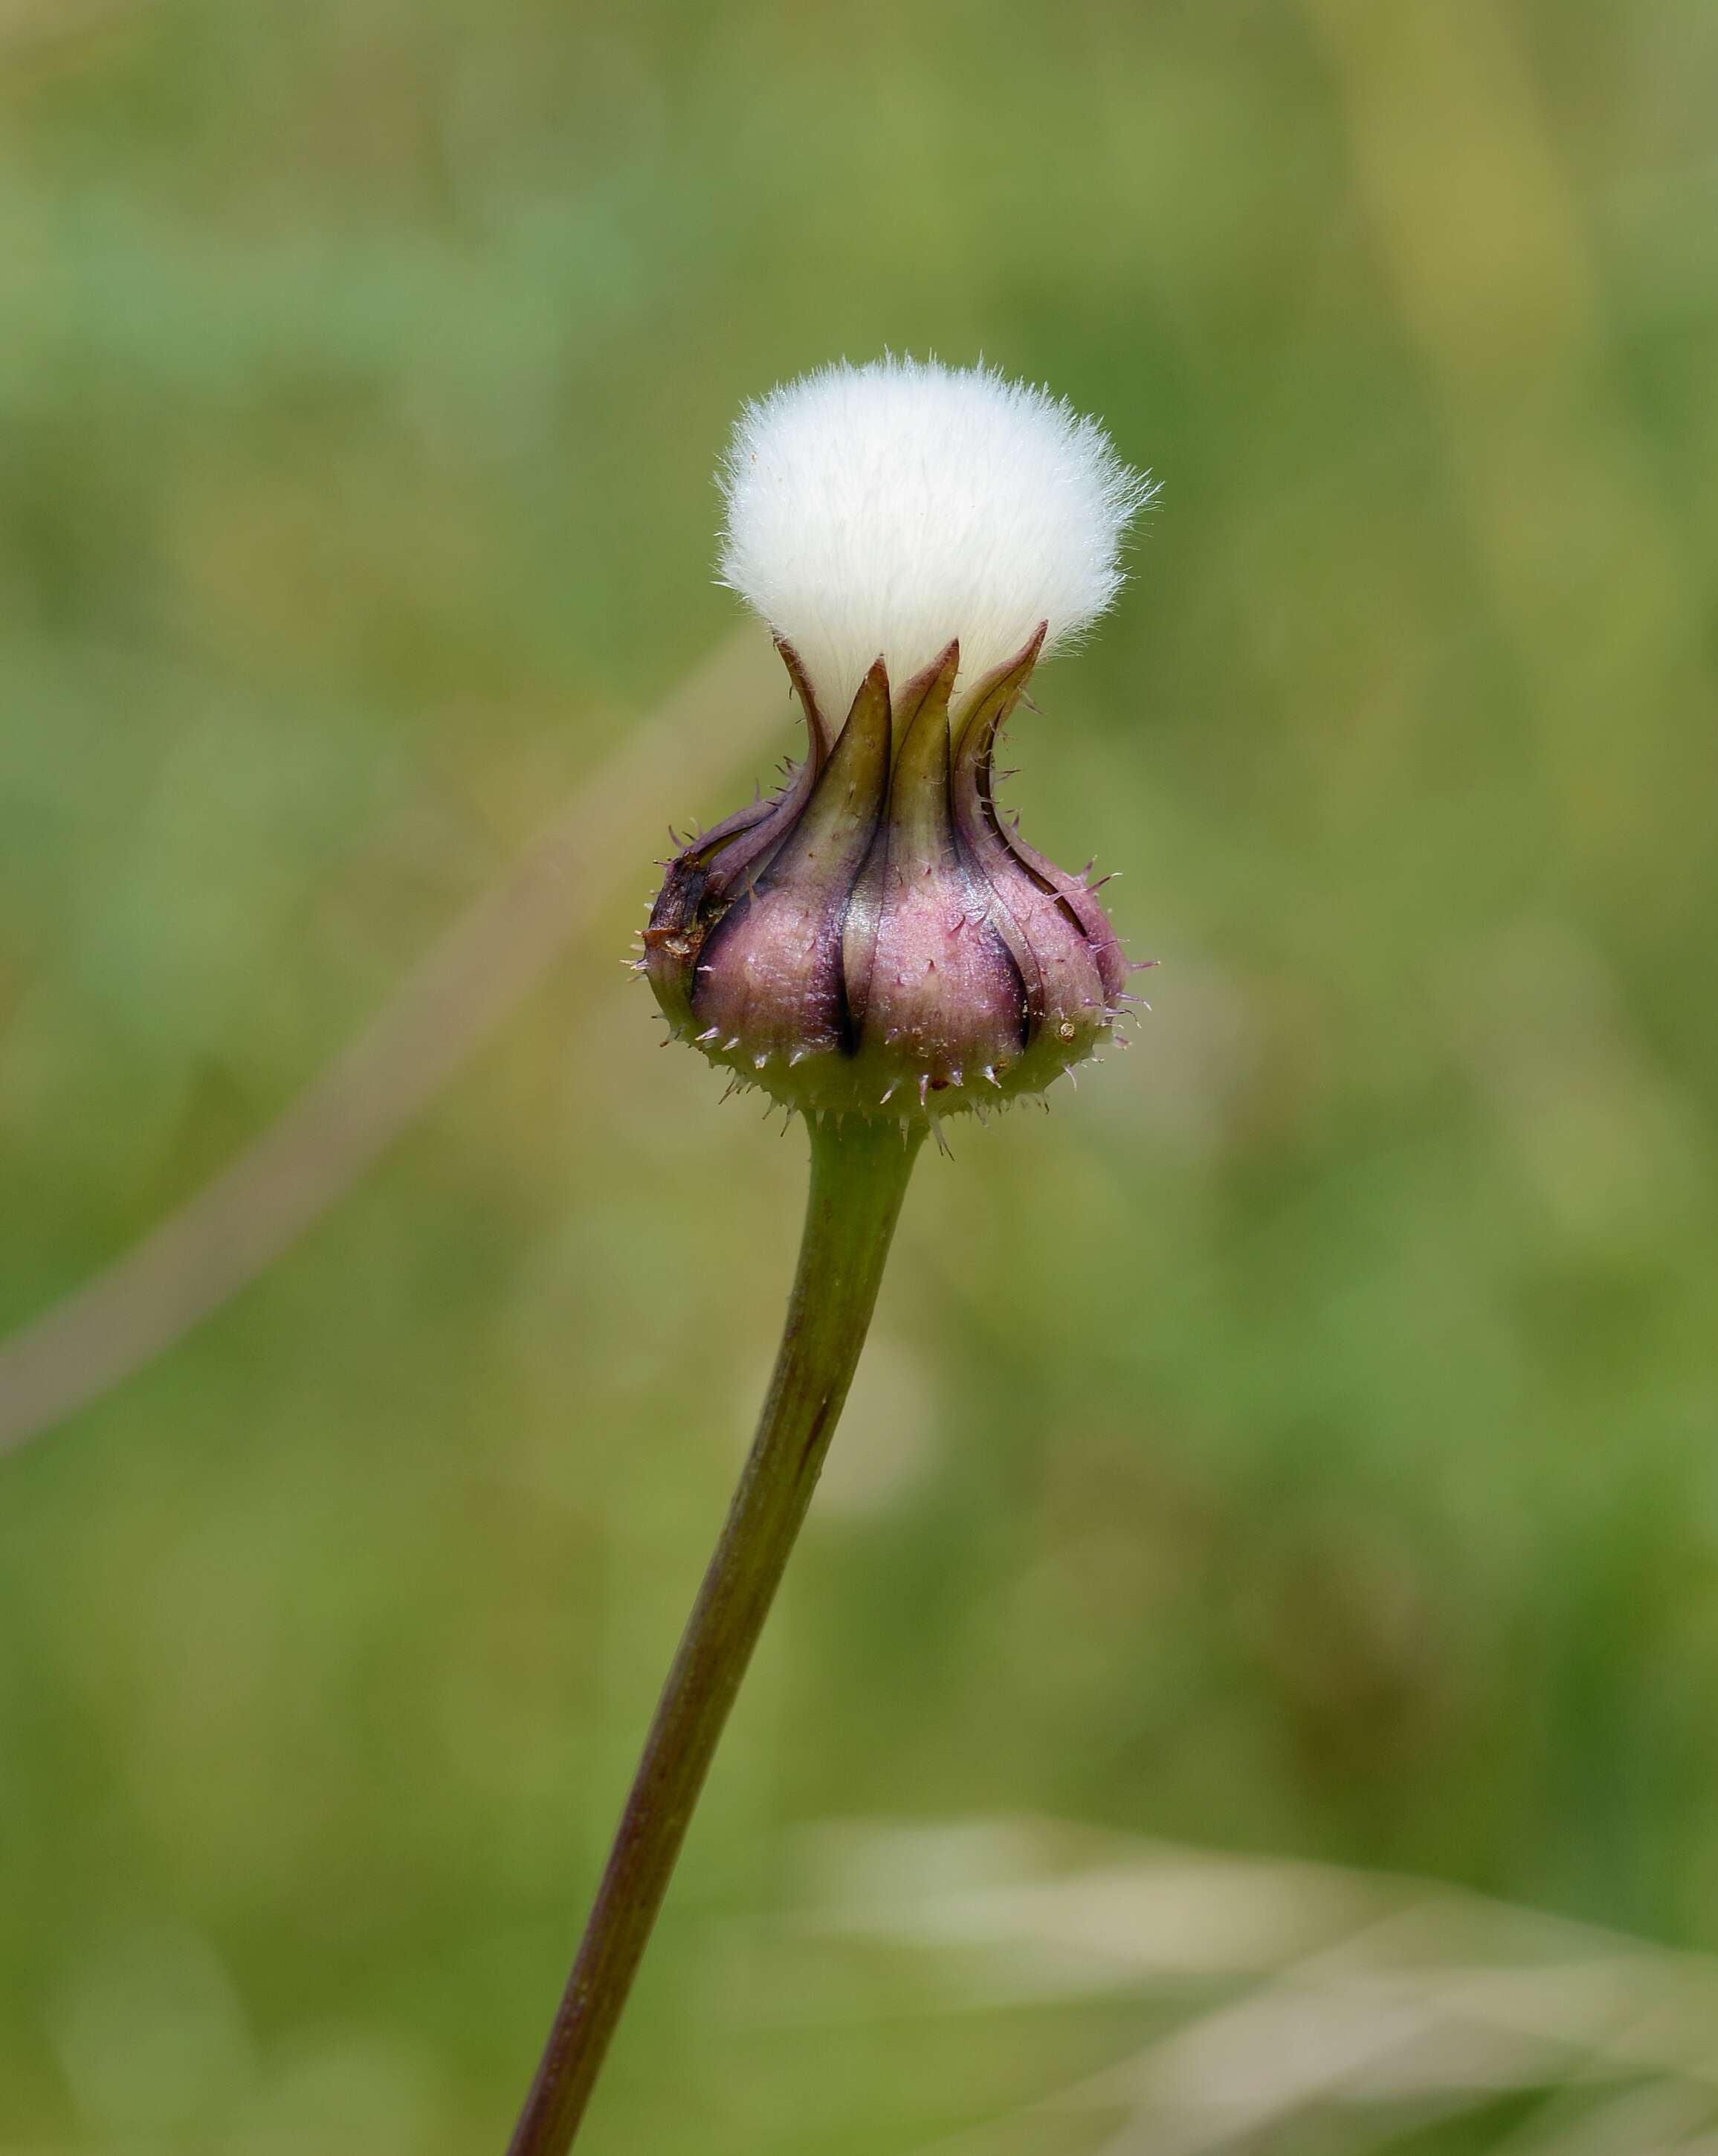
[717,356,1153,721]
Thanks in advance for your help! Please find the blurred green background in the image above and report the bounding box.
[2,1,1717,2149]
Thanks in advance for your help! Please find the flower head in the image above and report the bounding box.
[720,356,1152,720]
[643,357,1152,1131]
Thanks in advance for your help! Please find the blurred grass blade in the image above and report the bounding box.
[788,1819,1718,2156]
[0,630,781,1456]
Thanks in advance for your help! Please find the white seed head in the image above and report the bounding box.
[717,355,1154,718]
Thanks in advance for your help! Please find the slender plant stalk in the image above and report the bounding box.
[507,1111,926,2156]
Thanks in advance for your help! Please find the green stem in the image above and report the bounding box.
[506,1112,926,2156]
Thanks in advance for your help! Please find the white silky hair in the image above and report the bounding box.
[717,356,1154,721]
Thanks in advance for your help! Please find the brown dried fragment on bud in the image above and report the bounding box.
[642,630,1132,1127]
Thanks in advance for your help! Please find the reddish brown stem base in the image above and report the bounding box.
[506,1113,924,2156]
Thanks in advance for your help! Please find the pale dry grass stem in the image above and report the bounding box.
[770,1818,1718,2156]
[0,631,781,1456]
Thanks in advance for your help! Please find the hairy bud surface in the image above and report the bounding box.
[643,632,1134,1126]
